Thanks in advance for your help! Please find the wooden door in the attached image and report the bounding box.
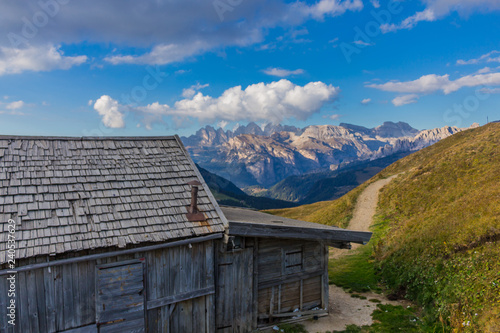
[96,260,146,333]
[216,248,254,333]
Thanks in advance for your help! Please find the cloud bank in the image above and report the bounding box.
[0,45,87,76]
[367,72,500,95]
[263,68,305,77]
[392,94,419,106]
[382,0,500,32]
[93,79,340,129]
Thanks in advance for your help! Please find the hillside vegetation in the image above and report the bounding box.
[259,152,411,204]
[374,123,500,331]
[269,123,500,331]
[265,183,367,229]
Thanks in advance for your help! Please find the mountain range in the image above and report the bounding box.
[182,121,479,188]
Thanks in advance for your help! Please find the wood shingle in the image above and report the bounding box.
[0,135,227,263]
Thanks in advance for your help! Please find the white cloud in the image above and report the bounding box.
[93,95,126,128]
[1,1,365,67]
[367,72,500,95]
[6,100,24,110]
[392,94,419,106]
[301,0,364,20]
[370,0,380,8]
[182,83,209,98]
[262,68,305,77]
[382,0,500,32]
[0,45,87,76]
[329,114,341,120]
[94,80,339,129]
[217,120,229,129]
[361,98,372,104]
[353,40,374,46]
[476,67,492,74]
[479,87,500,94]
[381,9,436,33]
[328,37,339,47]
[0,110,25,116]
[457,51,500,65]
[105,40,214,66]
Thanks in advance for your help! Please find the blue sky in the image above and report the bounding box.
[0,0,499,137]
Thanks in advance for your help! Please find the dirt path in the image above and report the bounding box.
[303,175,405,333]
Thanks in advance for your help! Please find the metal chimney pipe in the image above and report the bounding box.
[187,180,203,218]
[190,185,199,214]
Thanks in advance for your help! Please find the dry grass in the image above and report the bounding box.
[374,123,500,331]
[268,123,500,331]
[264,183,369,229]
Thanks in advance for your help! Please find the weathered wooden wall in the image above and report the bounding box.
[215,247,253,333]
[0,240,215,333]
[256,239,328,326]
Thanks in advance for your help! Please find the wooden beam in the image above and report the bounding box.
[0,233,223,275]
[228,222,371,245]
[146,286,215,310]
[258,270,324,290]
[258,309,327,319]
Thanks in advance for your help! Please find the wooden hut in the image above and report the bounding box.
[0,135,371,333]
[0,136,227,333]
[216,206,371,331]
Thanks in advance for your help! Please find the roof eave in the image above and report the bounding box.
[228,221,372,246]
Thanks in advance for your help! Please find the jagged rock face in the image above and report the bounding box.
[181,122,472,187]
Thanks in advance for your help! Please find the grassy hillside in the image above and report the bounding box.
[265,183,365,229]
[373,123,500,331]
[261,152,411,204]
[269,123,500,331]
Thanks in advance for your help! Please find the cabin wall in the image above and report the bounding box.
[256,238,328,326]
[0,240,215,333]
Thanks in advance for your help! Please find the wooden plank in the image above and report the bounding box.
[169,246,180,333]
[96,261,145,329]
[252,238,259,328]
[299,280,303,311]
[60,324,98,333]
[0,234,223,276]
[206,293,215,333]
[54,265,65,331]
[0,271,7,331]
[280,281,301,313]
[322,245,329,310]
[62,262,75,330]
[192,243,204,331]
[215,256,232,330]
[178,300,193,333]
[35,266,47,332]
[229,222,372,244]
[147,286,215,309]
[258,271,324,290]
[100,318,145,333]
[242,247,254,332]
[258,308,327,319]
[205,241,215,333]
[26,270,40,332]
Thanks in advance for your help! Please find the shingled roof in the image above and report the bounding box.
[0,136,227,263]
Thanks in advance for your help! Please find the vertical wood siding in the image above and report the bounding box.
[256,239,326,326]
[4,240,215,333]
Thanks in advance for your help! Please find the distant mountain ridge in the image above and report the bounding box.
[182,121,478,188]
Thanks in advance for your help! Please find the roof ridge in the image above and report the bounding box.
[0,135,178,141]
